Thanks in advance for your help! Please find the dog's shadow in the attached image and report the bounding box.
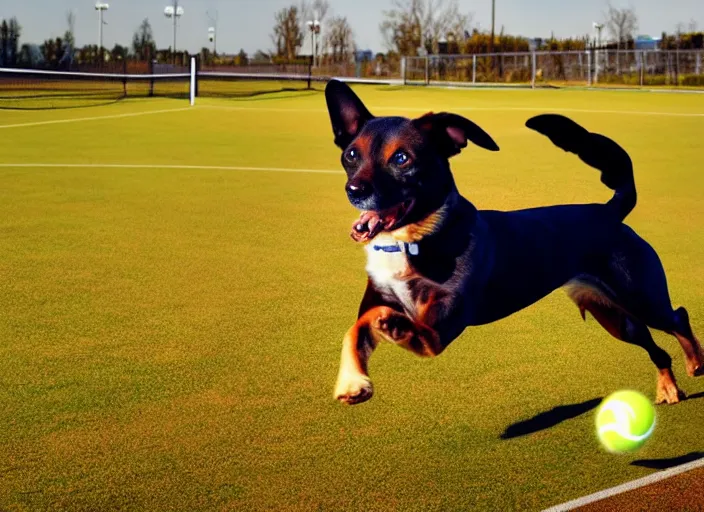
[500,397,602,440]
[686,391,704,401]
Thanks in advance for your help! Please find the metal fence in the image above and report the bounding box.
[7,49,702,93]
[401,50,704,88]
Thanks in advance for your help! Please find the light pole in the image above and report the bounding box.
[307,18,321,68]
[164,0,184,64]
[490,0,496,70]
[490,0,495,49]
[95,2,109,62]
[593,22,604,83]
[207,10,218,55]
[593,22,604,48]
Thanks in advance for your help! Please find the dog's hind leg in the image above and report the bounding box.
[567,282,685,404]
[596,225,704,378]
[668,307,704,377]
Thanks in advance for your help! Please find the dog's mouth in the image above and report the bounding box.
[351,199,415,242]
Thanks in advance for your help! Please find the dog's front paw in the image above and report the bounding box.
[350,211,384,243]
[334,373,374,405]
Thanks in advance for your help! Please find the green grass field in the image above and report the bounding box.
[1,86,703,511]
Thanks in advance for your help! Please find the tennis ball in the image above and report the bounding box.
[596,390,655,453]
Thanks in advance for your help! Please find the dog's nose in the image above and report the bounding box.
[346,181,372,200]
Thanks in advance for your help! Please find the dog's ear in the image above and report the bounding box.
[413,112,499,157]
[325,79,374,149]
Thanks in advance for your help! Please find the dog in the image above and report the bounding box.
[324,79,703,406]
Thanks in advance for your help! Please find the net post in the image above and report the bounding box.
[123,59,128,97]
[401,57,406,85]
[472,54,477,84]
[424,56,429,86]
[640,51,644,87]
[675,48,680,87]
[308,55,313,90]
[587,49,592,86]
[149,58,155,97]
[194,55,200,98]
[531,51,536,89]
[190,56,196,106]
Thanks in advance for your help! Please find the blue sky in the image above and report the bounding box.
[2,0,702,55]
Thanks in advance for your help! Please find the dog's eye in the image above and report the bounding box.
[391,150,411,167]
[344,148,359,163]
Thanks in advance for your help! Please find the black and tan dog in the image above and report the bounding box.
[325,80,703,406]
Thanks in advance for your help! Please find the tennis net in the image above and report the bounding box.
[0,63,402,109]
[197,70,401,98]
[197,71,324,97]
[0,68,191,110]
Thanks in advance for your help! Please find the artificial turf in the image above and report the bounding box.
[1,85,703,511]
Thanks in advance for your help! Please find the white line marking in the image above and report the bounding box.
[197,104,704,118]
[0,66,189,80]
[0,106,192,129]
[457,106,704,117]
[198,105,328,113]
[542,456,704,511]
[0,163,343,175]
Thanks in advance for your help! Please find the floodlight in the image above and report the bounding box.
[95,3,109,53]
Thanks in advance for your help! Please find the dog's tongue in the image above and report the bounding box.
[350,208,402,243]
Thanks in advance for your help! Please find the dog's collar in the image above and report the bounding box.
[372,242,420,256]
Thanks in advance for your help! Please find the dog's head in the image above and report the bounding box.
[325,79,499,239]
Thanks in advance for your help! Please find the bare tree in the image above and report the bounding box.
[380,0,423,55]
[445,4,473,51]
[604,2,637,74]
[58,11,76,69]
[65,10,76,48]
[325,16,355,64]
[300,0,329,26]
[380,0,471,55]
[604,2,638,48]
[688,19,698,33]
[380,0,473,55]
[132,18,156,61]
[271,6,303,60]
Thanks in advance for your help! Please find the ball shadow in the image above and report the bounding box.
[631,452,704,470]
[500,397,602,440]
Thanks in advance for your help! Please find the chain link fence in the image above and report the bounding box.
[401,50,704,88]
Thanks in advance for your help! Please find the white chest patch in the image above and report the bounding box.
[364,234,416,315]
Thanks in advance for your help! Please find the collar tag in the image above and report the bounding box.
[372,242,420,256]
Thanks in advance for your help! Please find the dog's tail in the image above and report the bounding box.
[526,114,636,221]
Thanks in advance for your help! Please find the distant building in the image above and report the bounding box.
[635,35,660,50]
